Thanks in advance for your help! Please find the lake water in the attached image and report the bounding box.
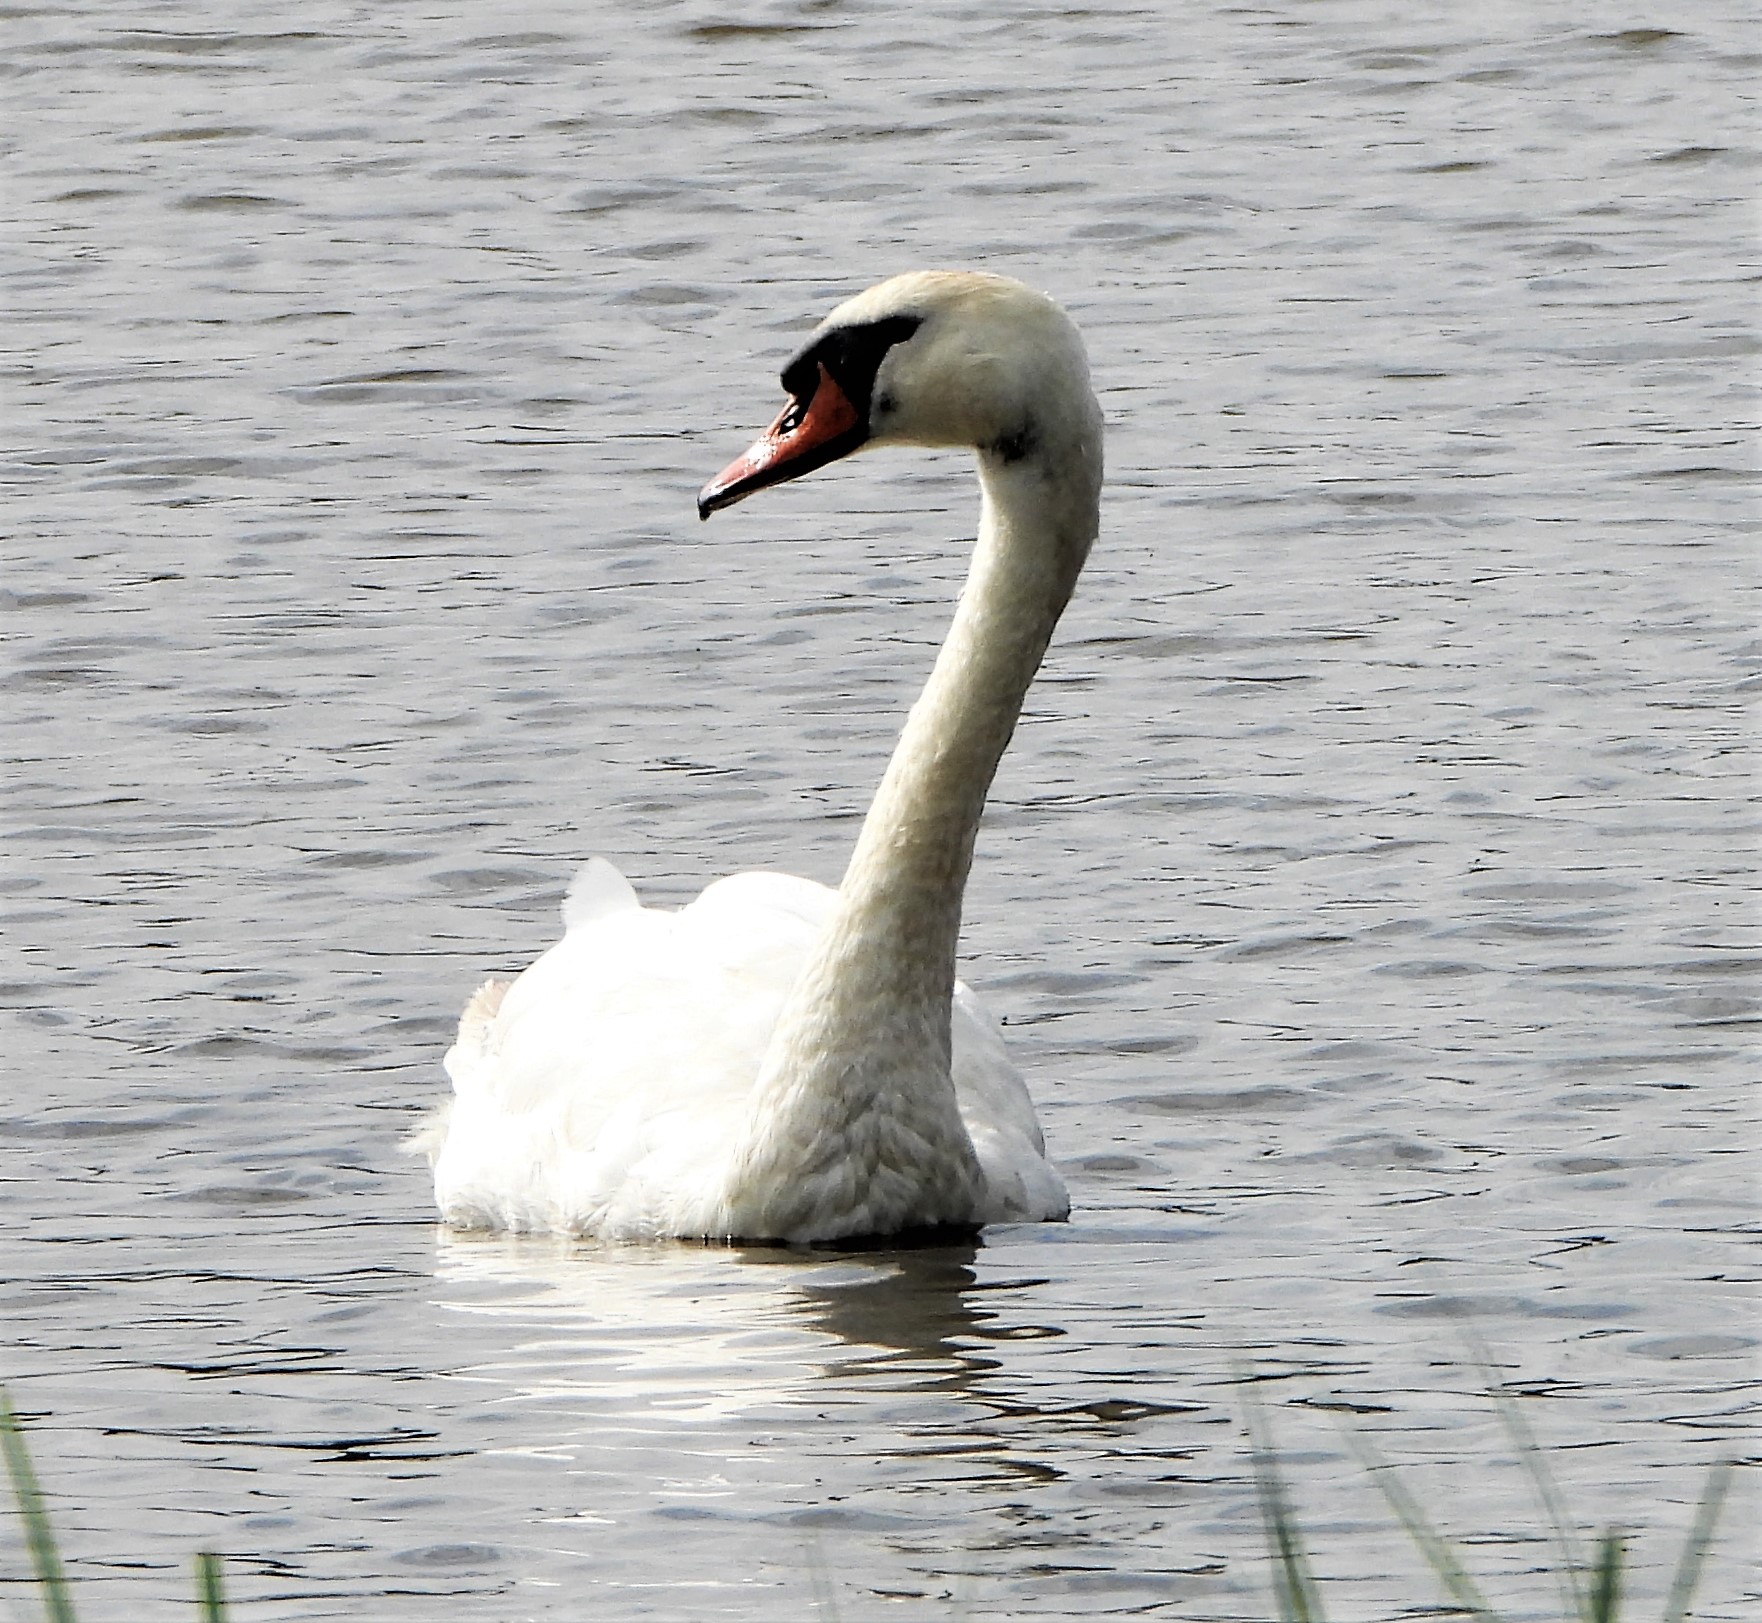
[2,2,1756,1618]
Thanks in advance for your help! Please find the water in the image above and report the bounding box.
[2,2,1756,1618]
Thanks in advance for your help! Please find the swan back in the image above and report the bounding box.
[432,864,1063,1237]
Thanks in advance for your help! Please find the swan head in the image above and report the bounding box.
[698,271,1097,519]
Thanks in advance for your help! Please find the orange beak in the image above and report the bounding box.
[697,363,865,519]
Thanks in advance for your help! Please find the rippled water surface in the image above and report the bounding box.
[3,2,1756,1618]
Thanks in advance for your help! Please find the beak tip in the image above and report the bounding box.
[696,366,864,527]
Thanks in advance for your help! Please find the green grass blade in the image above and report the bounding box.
[1465,1341,1586,1620]
[1661,1460,1733,1623]
[1241,1383,1327,1623]
[194,1550,228,1622]
[1346,1429,1506,1623]
[0,1391,79,1623]
[1490,1386,1586,1617]
[1586,1530,1623,1623]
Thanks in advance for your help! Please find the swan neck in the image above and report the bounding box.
[838,451,1096,981]
[718,423,1100,1241]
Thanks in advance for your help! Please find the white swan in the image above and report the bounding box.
[424,270,1102,1244]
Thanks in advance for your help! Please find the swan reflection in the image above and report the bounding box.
[428,1229,1042,1431]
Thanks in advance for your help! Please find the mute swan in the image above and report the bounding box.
[424,270,1101,1244]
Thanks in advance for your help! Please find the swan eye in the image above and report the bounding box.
[778,313,923,425]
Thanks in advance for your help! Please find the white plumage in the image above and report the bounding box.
[431,867,1066,1239]
[422,271,1103,1244]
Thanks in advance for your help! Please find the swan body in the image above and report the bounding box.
[425,271,1103,1244]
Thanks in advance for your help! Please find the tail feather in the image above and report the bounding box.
[414,978,515,1168]
[444,977,511,1081]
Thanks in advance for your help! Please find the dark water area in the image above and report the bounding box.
[2,2,1756,1618]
